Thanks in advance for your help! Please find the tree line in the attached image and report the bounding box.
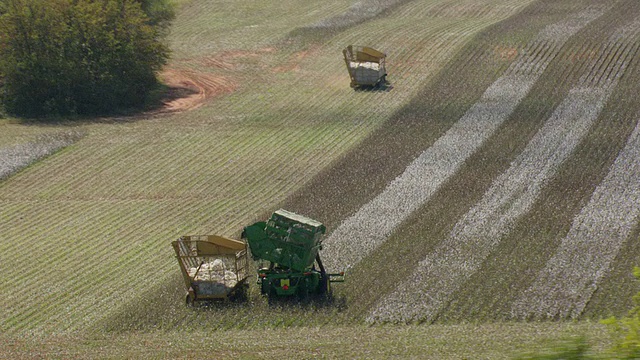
[0,0,174,117]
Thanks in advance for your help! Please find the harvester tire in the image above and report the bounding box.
[297,282,309,300]
[260,278,269,295]
[318,274,330,295]
[267,288,278,306]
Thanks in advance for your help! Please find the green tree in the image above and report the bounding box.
[0,0,173,116]
[136,0,174,28]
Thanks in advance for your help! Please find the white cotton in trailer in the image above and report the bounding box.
[188,259,239,288]
[349,61,380,71]
[349,61,383,85]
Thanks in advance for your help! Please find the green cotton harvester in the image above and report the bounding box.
[242,209,344,298]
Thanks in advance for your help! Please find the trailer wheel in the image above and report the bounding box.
[231,284,249,302]
[376,75,388,89]
[186,287,196,307]
[185,293,195,307]
[297,281,309,300]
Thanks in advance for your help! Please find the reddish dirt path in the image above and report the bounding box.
[157,68,237,113]
[155,47,300,113]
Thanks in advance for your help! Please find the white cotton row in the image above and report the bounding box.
[322,74,533,271]
[512,119,640,319]
[370,83,615,323]
[509,22,640,320]
[0,131,82,180]
[310,0,404,30]
[368,8,620,323]
[535,5,610,43]
[320,6,606,275]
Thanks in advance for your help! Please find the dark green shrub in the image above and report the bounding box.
[0,0,173,116]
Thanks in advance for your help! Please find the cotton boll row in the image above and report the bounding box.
[0,131,83,180]
[309,0,404,29]
[322,6,606,275]
[535,5,609,43]
[512,118,640,320]
[370,76,617,324]
[509,26,640,321]
[367,8,614,323]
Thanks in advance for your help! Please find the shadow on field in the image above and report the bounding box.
[8,72,204,126]
[96,272,350,332]
[284,0,413,46]
[264,293,348,311]
[153,82,200,108]
[188,292,348,313]
[353,82,394,92]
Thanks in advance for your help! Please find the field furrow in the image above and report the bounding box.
[321,6,606,273]
[433,9,640,321]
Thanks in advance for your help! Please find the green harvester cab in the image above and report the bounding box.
[243,209,344,298]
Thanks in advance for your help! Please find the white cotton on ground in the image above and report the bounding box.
[369,14,633,323]
[509,25,640,320]
[0,131,83,180]
[369,84,614,323]
[321,6,607,274]
[512,106,640,320]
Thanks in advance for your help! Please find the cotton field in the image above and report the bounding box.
[0,131,83,180]
[3,0,640,344]
[322,5,607,275]
[366,13,640,322]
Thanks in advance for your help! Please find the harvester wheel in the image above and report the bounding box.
[297,282,309,300]
[260,278,269,295]
[377,75,388,89]
[267,287,278,306]
[318,274,330,295]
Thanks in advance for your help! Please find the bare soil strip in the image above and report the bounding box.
[512,117,640,319]
[157,68,237,112]
[369,14,636,324]
[321,6,607,273]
